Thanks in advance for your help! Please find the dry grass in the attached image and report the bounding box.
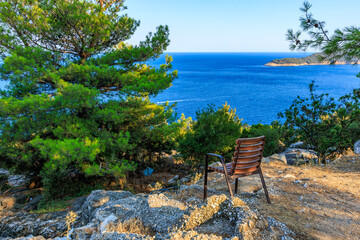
[168,230,231,240]
[184,194,228,230]
[106,218,154,236]
[148,193,187,210]
[252,156,360,240]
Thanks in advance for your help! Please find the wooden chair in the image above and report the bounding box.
[203,136,271,204]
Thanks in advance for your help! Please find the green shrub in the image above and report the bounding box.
[177,103,242,168]
[241,123,281,157]
[278,81,360,163]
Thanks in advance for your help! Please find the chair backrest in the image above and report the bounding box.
[230,136,266,176]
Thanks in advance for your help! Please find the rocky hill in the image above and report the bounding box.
[265,53,359,66]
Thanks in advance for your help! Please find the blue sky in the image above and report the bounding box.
[125,0,360,52]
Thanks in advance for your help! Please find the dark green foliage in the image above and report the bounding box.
[278,82,360,163]
[0,0,180,198]
[241,124,281,157]
[287,1,360,64]
[177,103,242,167]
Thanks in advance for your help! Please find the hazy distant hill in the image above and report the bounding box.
[265,53,358,66]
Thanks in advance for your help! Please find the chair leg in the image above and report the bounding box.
[224,175,234,198]
[235,178,239,194]
[204,155,209,200]
[259,168,271,204]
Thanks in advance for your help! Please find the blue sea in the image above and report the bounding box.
[1,52,360,125]
[150,52,360,124]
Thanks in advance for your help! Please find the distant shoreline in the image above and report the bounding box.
[265,61,358,67]
[265,53,360,67]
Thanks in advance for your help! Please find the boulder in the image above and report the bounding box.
[167,175,179,185]
[180,177,190,183]
[0,210,68,239]
[354,140,360,154]
[289,141,313,149]
[80,190,189,234]
[289,141,304,148]
[0,195,86,239]
[209,161,222,168]
[8,175,29,188]
[263,153,287,164]
[285,148,318,165]
[143,194,188,233]
[80,190,133,224]
[183,194,294,239]
[23,195,43,212]
[0,168,10,176]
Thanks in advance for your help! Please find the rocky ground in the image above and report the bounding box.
[198,156,360,240]
[0,150,359,239]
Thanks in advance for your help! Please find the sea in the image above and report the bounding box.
[1,52,360,125]
[149,52,360,124]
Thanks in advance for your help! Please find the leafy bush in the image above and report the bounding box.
[278,81,360,163]
[241,124,281,157]
[177,103,242,168]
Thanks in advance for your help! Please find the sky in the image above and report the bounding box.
[124,0,360,52]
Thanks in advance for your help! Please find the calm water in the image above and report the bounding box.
[1,53,360,125]
[150,53,360,124]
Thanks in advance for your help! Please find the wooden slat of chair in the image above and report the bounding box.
[204,136,271,204]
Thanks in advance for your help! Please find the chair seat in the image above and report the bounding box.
[208,163,233,174]
[208,163,259,177]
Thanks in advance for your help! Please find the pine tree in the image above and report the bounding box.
[0,0,180,198]
[287,1,360,64]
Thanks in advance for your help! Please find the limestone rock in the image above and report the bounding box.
[167,175,179,185]
[268,153,287,164]
[285,148,318,165]
[289,141,305,148]
[0,168,10,176]
[0,210,68,239]
[80,190,133,224]
[23,195,43,212]
[89,232,153,240]
[0,188,295,240]
[143,194,188,233]
[209,161,222,168]
[354,140,360,154]
[8,175,29,187]
[180,177,190,183]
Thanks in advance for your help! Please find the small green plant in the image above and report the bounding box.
[177,103,242,169]
[34,197,74,214]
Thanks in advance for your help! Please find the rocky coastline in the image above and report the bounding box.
[265,53,360,66]
[265,61,354,67]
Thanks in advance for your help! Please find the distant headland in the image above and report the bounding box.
[265,53,359,66]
